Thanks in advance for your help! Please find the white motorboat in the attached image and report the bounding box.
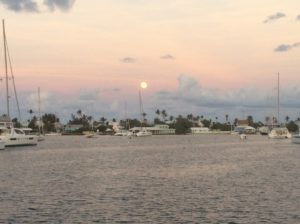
[21,127,45,141]
[259,126,269,135]
[291,134,300,144]
[114,130,133,136]
[0,126,38,147]
[268,127,292,139]
[136,129,152,137]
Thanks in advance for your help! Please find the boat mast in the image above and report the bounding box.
[38,87,41,134]
[277,72,280,125]
[2,19,9,117]
[139,89,144,128]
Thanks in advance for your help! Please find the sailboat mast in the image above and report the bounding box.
[277,72,280,125]
[139,89,144,127]
[2,19,9,117]
[38,87,41,133]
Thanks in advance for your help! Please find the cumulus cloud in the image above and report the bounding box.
[0,0,76,12]
[161,54,175,60]
[274,42,300,52]
[0,0,38,12]
[11,76,300,124]
[151,74,300,121]
[44,0,75,11]
[263,12,286,23]
[121,57,136,63]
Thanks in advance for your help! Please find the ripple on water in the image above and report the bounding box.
[0,135,299,223]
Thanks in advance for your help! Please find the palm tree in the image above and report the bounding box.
[285,116,290,123]
[142,112,147,123]
[265,116,270,125]
[155,109,160,119]
[100,117,106,125]
[161,110,167,121]
[187,114,193,121]
[77,109,82,118]
[225,114,229,122]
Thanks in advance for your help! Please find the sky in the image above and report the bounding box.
[0,0,299,123]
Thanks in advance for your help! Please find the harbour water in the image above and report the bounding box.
[0,135,299,223]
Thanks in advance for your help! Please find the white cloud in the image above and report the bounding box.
[275,42,300,52]
[151,75,300,121]
[0,0,76,12]
[263,12,286,23]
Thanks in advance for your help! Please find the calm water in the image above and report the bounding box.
[0,135,299,223]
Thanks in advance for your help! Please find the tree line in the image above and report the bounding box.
[7,108,300,134]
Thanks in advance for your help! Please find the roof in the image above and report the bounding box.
[0,115,11,122]
[237,120,249,126]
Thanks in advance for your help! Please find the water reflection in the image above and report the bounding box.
[0,135,299,223]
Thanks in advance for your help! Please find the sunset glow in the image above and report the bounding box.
[0,0,299,122]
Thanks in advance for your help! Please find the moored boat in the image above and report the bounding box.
[136,129,152,137]
[259,126,269,135]
[0,125,38,147]
[268,127,292,139]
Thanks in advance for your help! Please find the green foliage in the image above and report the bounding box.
[247,115,254,126]
[128,119,141,128]
[68,110,92,131]
[286,121,299,133]
[97,125,107,132]
[211,122,231,131]
[42,113,59,133]
[171,116,192,134]
[12,117,21,128]
[154,118,165,124]
[201,119,211,128]
[28,116,37,130]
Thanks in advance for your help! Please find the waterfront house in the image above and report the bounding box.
[63,124,84,134]
[130,125,175,135]
[190,127,210,134]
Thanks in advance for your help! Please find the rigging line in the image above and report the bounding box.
[5,29,21,122]
[2,19,9,117]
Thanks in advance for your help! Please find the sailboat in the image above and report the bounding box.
[268,73,291,139]
[136,82,152,137]
[0,19,38,147]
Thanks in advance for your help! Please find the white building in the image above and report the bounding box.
[190,127,210,134]
[130,125,175,135]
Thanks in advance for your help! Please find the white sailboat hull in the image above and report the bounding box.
[1,135,38,147]
[0,127,38,147]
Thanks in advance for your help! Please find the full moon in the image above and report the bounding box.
[140,81,148,89]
